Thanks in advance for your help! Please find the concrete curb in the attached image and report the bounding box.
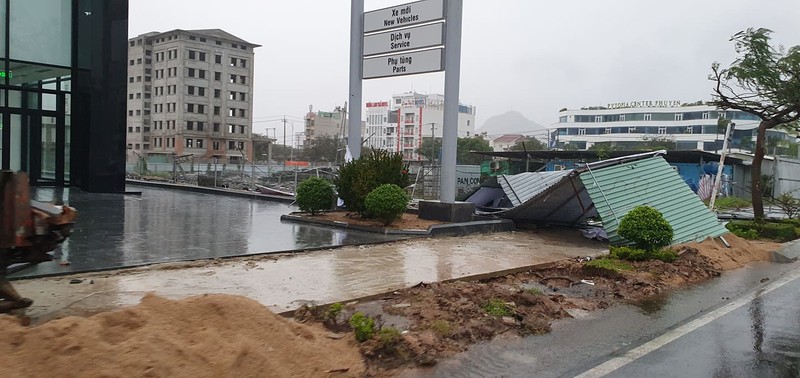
[774,239,800,263]
[279,213,516,236]
[126,179,295,203]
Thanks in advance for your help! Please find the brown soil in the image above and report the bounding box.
[294,233,776,376]
[300,211,444,230]
[0,294,365,378]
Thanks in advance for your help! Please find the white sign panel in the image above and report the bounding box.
[363,23,444,57]
[363,48,444,79]
[363,0,445,34]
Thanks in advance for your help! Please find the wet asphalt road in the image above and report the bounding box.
[404,261,800,378]
[12,185,406,278]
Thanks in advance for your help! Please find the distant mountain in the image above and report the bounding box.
[477,111,545,136]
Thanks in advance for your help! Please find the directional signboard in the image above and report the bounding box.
[363,48,444,79]
[363,0,445,34]
[363,23,444,57]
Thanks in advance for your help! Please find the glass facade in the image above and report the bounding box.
[0,0,128,192]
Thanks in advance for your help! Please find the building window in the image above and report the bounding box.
[595,116,602,123]
[229,74,236,84]
[188,50,196,60]
[215,54,222,64]
[129,77,134,83]
[197,139,204,148]
[199,52,206,61]
[239,125,245,134]
[214,106,220,115]
[215,41,222,46]
[198,87,206,96]
[239,93,246,101]
[197,122,204,131]
[187,86,195,95]
[241,59,247,68]
[128,110,133,116]
[238,109,246,118]
[230,57,237,67]
[215,72,221,81]
[644,113,652,121]
[187,121,194,130]
[605,128,612,134]
[658,126,667,134]
[187,68,195,78]
[128,93,134,99]
[628,127,636,133]
[240,76,247,85]
[168,49,177,59]
[197,105,205,114]
[189,35,196,41]
[229,108,236,117]
[198,70,206,79]
[619,114,625,121]
[213,123,220,132]
[228,124,236,133]
[578,128,586,135]
[228,141,236,149]
[129,59,134,66]
[702,112,710,120]
[675,113,683,121]
[686,126,694,134]
[213,141,220,150]
[229,91,236,101]
[187,104,195,113]
[186,138,194,148]
[237,142,245,150]
[129,40,135,47]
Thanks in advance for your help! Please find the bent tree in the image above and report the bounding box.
[710,27,800,220]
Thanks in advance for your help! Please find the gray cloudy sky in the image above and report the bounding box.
[129,0,800,138]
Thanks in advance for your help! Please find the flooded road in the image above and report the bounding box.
[13,230,607,323]
[402,261,800,378]
[14,185,405,278]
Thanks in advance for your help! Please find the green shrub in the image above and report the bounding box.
[295,177,334,215]
[364,184,409,226]
[348,312,375,342]
[617,206,674,251]
[482,298,512,317]
[324,302,344,324]
[609,245,678,263]
[335,149,410,215]
[725,220,800,242]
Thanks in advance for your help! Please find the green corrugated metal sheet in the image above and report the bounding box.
[579,156,728,245]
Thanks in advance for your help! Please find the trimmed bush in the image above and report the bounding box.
[617,206,674,251]
[725,220,800,242]
[335,149,410,215]
[364,184,409,226]
[609,245,649,261]
[295,177,334,215]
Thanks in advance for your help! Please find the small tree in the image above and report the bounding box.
[365,184,409,226]
[617,205,674,251]
[295,177,334,215]
[508,136,546,151]
[335,149,409,215]
[710,27,800,220]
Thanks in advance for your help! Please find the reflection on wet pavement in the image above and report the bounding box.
[12,185,407,278]
[14,230,608,321]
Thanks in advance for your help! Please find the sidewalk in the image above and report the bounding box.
[13,229,607,324]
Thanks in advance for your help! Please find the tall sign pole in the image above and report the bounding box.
[348,0,365,159]
[440,0,462,203]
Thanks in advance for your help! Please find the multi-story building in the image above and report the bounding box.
[127,29,260,164]
[363,92,477,161]
[304,106,347,147]
[553,100,786,151]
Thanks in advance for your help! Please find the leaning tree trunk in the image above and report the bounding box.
[751,121,769,221]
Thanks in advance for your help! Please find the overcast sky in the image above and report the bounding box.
[129,0,800,138]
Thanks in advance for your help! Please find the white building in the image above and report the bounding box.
[552,100,785,151]
[363,92,477,161]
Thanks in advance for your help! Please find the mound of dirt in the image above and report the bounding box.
[678,233,779,270]
[0,294,364,378]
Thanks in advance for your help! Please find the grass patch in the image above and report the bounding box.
[429,320,453,337]
[348,312,375,342]
[526,287,543,296]
[584,258,634,272]
[712,196,752,210]
[726,220,800,242]
[482,298,512,317]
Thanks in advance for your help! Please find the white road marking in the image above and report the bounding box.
[574,267,800,378]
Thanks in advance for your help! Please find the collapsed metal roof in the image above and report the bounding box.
[475,151,728,245]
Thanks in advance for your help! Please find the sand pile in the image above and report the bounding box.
[0,294,364,378]
[679,233,779,270]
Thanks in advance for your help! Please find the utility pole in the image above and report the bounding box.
[709,122,735,211]
[429,123,436,165]
[282,117,287,173]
